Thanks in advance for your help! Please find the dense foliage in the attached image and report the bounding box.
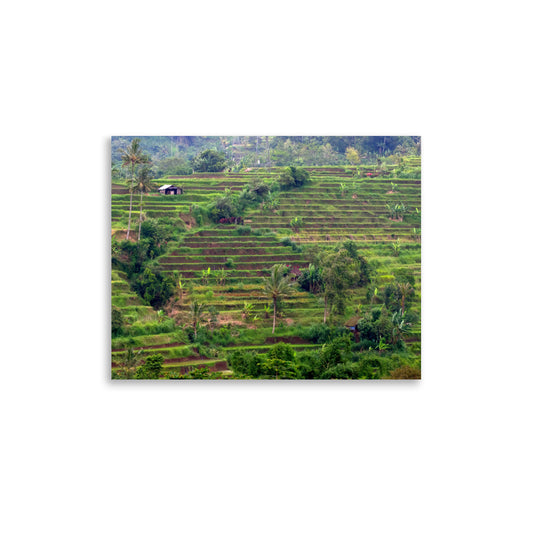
[191,149,228,172]
[112,136,421,169]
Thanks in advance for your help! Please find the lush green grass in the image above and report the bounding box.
[111,160,422,379]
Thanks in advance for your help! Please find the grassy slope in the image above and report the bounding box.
[111,160,421,378]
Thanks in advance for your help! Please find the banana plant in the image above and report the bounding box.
[371,286,379,307]
[201,266,212,285]
[378,337,390,354]
[175,273,184,301]
[241,302,254,321]
[268,196,280,211]
[214,268,228,286]
[392,238,402,256]
[289,216,303,232]
[389,202,409,220]
[391,310,411,344]
[386,203,398,219]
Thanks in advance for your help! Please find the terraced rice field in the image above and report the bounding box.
[112,159,421,376]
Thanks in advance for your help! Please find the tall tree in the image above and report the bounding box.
[119,138,150,240]
[319,249,360,323]
[135,164,156,240]
[345,147,361,165]
[262,264,293,334]
[397,282,415,313]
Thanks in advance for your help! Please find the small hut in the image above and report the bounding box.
[344,317,360,342]
[158,184,183,195]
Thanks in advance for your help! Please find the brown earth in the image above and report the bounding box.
[263,336,309,345]
[179,213,196,229]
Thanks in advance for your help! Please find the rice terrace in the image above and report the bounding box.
[111,136,421,380]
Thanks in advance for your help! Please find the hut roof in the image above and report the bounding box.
[158,184,173,190]
[344,317,360,327]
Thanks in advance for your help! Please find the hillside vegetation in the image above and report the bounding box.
[111,137,421,380]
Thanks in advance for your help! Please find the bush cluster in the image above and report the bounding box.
[279,166,310,189]
[227,339,417,380]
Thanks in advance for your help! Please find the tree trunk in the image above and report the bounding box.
[138,188,144,241]
[126,165,134,240]
[323,294,327,324]
[126,188,133,240]
[272,298,276,334]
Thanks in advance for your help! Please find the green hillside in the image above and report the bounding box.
[111,138,421,380]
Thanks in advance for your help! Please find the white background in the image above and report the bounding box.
[1,1,532,532]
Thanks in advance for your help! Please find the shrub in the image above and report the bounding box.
[112,307,124,336]
[131,267,175,309]
[318,335,352,375]
[208,194,240,222]
[353,339,377,352]
[224,257,235,268]
[247,178,270,197]
[134,355,164,380]
[321,362,361,380]
[236,225,252,235]
[388,365,422,379]
[301,323,346,344]
[140,218,173,245]
[294,351,320,379]
[228,349,265,378]
[191,204,209,225]
[396,169,421,180]
[266,342,295,362]
[260,356,298,379]
[280,166,310,189]
[358,356,385,379]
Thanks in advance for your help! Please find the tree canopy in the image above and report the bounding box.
[191,149,228,172]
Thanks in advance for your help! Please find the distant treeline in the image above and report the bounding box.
[111,136,421,177]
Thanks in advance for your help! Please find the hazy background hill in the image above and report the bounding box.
[111,135,421,173]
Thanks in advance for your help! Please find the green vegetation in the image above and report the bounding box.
[192,149,228,172]
[111,136,421,379]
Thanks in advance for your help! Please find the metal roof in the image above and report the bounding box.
[158,184,173,190]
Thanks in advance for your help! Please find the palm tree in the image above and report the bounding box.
[189,300,206,339]
[397,282,414,313]
[118,138,150,240]
[120,347,143,379]
[135,164,155,240]
[262,264,293,334]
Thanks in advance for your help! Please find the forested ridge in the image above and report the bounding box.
[112,136,421,175]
